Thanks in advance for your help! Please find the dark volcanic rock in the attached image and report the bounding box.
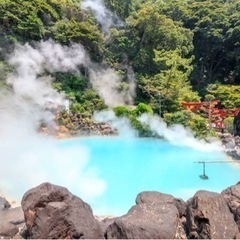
[186,190,239,239]
[21,182,103,239]
[105,191,185,239]
[136,191,186,217]
[105,203,179,239]
[221,182,240,231]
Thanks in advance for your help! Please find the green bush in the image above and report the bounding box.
[223,116,234,134]
[132,103,154,116]
[163,110,191,127]
[70,102,83,113]
[164,110,209,139]
[187,114,208,139]
[113,105,130,117]
[129,115,151,137]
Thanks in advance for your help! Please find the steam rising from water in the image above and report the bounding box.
[138,114,223,151]
[81,0,123,34]
[0,38,136,205]
[93,110,137,137]
[0,40,107,203]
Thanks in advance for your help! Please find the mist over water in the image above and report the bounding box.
[0,38,136,205]
[93,110,138,137]
[138,114,223,152]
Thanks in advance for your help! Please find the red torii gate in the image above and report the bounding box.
[181,100,240,129]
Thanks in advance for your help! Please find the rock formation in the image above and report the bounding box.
[1,182,240,239]
[186,190,239,239]
[219,133,240,160]
[105,191,187,239]
[21,182,103,239]
[221,182,240,231]
[0,197,25,239]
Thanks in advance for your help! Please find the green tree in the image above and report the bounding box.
[206,84,240,108]
[164,110,209,138]
[137,49,199,113]
[185,0,230,90]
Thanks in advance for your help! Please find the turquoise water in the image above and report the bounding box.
[58,136,240,216]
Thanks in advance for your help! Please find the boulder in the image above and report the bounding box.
[21,182,103,239]
[0,197,11,210]
[0,222,19,238]
[186,190,239,239]
[136,191,186,217]
[221,182,240,230]
[0,206,24,225]
[105,191,183,239]
[0,206,24,238]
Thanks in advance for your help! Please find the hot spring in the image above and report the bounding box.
[1,135,240,216]
[57,136,239,216]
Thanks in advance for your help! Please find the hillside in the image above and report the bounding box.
[0,0,240,138]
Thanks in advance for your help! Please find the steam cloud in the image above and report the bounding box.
[93,110,138,137]
[0,40,100,205]
[89,66,136,107]
[81,0,123,34]
[138,114,223,152]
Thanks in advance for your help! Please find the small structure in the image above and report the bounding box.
[182,100,240,132]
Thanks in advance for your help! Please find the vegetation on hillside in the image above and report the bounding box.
[0,0,240,138]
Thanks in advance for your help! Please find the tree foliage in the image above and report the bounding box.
[0,0,240,139]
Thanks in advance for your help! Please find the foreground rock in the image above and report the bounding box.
[221,182,240,231]
[0,204,25,238]
[136,191,186,217]
[186,190,239,239]
[105,191,186,239]
[1,182,238,239]
[21,182,103,239]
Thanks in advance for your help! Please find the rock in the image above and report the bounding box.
[0,222,19,238]
[0,197,11,210]
[105,202,179,239]
[221,182,240,231]
[96,216,116,235]
[21,182,103,239]
[136,191,186,217]
[0,206,25,239]
[226,149,240,160]
[186,190,239,239]
[0,207,24,225]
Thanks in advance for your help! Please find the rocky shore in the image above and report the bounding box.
[1,182,240,239]
[219,132,240,160]
[39,112,118,139]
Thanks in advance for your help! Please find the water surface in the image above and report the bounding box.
[59,137,240,215]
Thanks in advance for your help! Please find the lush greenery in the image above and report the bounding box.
[0,0,240,138]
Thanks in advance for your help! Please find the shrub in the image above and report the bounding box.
[113,105,130,117]
[223,116,234,134]
[132,103,154,116]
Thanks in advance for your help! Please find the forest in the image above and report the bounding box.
[0,0,240,138]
